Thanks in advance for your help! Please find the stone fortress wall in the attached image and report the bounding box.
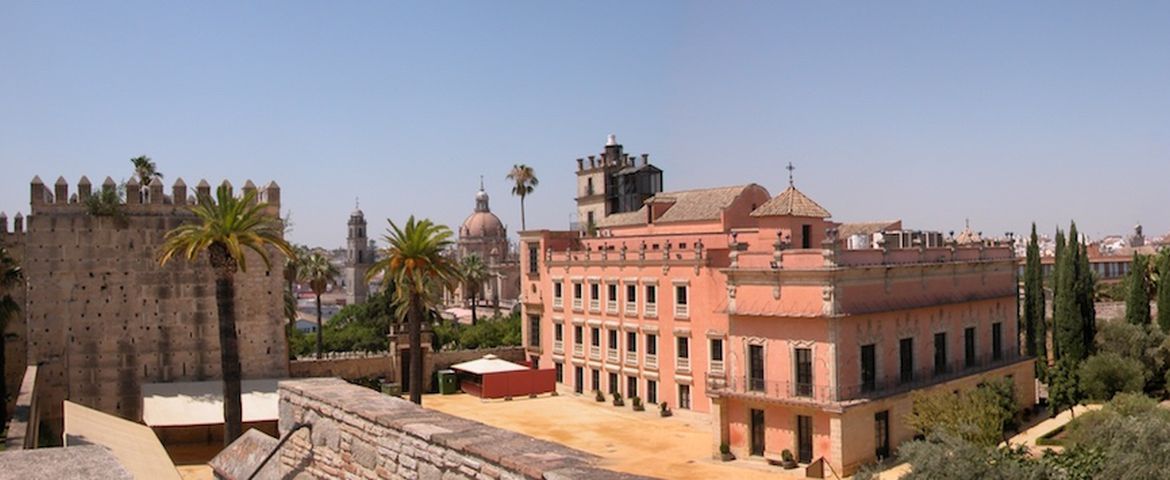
[0,218,27,423]
[7,175,289,438]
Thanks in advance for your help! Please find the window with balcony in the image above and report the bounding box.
[608,372,619,395]
[590,327,600,359]
[607,329,619,362]
[646,333,658,369]
[934,332,948,375]
[861,344,876,393]
[964,327,976,368]
[625,284,638,315]
[589,282,600,312]
[709,338,724,373]
[992,322,1003,361]
[795,348,813,397]
[527,245,539,274]
[674,285,689,318]
[606,283,618,313]
[749,344,765,392]
[645,285,658,317]
[676,336,690,371]
[572,282,583,311]
[553,282,563,309]
[899,338,914,384]
[528,315,540,348]
[553,323,563,353]
[678,384,691,410]
[626,331,638,365]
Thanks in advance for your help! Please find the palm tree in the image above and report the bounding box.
[282,245,308,333]
[0,247,21,428]
[460,254,488,325]
[158,185,291,445]
[299,252,339,359]
[367,216,458,405]
[506,164,538,231]
[131,155,163,185]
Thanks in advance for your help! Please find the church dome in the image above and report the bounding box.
[460,182,506,238]
[461,211,506,238]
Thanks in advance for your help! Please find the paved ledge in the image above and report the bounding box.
[275,377,652,480]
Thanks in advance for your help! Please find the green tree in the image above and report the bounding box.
[367,216,459,405]
[906,379,1016,447]
[1126,253,1151,325]
[506,164,538,231]
[1061,393,1170,479]
[1156,251,1170,332]
[130,155,163,185]
[459,254,488,325]
[1024,223,1047,380]
[282,245,308,334]
[1048,359,1082,417]
[1053,224,1085,363]
[0,247,22,428]
[299,252,339,359]
[1078,352,1146,401]
[158,185,291,444]
[1076,241,1096,357]
[895,432,1055,480]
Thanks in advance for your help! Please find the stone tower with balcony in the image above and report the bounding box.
[574,134,663,231]
[345,204,373,305]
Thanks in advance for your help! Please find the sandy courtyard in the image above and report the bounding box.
[422,392,799,480]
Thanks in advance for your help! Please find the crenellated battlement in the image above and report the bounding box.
[27,175,282,216]
[0,211,27,239]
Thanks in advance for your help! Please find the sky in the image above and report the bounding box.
[1,1,1167,248]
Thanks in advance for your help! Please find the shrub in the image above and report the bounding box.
[906,377,1016,446]
[1078,353,1146,401]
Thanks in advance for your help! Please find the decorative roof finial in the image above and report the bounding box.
[786,162,795,187]
[355,197,360,210]
[479,175,484,191]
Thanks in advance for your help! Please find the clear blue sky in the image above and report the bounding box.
[2,1,1167,248]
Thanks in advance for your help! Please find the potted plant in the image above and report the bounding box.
[595,390,606,402]
[781,449,797,469]
[659,402,673,417]
[719,442,735,462]
[612,391,625,407]
[631,396,645,411]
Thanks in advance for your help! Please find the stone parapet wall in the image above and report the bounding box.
[5,365,42,450]
[277,378,649,479]
[289,347,526,383]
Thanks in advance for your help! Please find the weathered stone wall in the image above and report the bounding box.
[277,378,648,479]
[289,347,525,383]
[4,365,41,450]
[15,176,289,437]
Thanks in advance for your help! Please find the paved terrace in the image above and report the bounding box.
[423,393,802,480]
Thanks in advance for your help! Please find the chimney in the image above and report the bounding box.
[576,158,584,171]
[588,155,596,169]
[642,153,649,166]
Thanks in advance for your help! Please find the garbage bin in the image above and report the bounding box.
[438,370,459,395]
[381,381,402,396]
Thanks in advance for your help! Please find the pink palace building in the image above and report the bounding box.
[519,136,1035,476]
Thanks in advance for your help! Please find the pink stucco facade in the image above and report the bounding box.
[519,183,1034,476]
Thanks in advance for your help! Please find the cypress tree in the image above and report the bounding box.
[1157,252,1170,333]
[1053,223,1085,364]
[1077,241,1096,355]
[1126,252,1151,325]
[1024,223,1047,380]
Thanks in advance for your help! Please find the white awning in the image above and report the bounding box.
[450,354,528,375]
[141,379,279,427]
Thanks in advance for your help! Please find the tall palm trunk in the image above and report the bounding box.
[287,278,295,332]
[470,288,478,325]
[214,272,243,445]
[1,329,7,427]
[408,296,424,405]
[315,294,323,359]
[519,195,526,231]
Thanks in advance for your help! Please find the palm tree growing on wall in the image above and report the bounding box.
[506,164,538,231]
[131,155,163,185]
[0,247,22,428]
[158,185,291,445]
[367,216,458,405]
[300,252,339,359]
[460,254,488,325]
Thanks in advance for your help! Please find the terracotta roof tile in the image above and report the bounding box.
[750,186,831,218]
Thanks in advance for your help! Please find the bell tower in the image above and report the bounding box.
[346,199,372,304]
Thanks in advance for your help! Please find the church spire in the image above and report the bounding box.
[475,177,490,213]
